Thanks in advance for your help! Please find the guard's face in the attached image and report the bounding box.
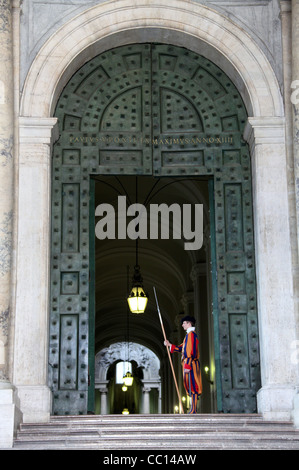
[182,321,192,330]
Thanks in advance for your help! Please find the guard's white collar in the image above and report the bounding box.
[187,326,195,333]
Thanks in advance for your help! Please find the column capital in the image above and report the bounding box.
[190,262,206,283]
[12,0,22,7]
[243,116,286,149]
[19,117,59,145]
[180,291,193,312]
[280,0,291,14]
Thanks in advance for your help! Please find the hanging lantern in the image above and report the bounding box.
[123,371,134,386]
[127,286,148,314]
[122,385,128,392]
[127,265,148,314]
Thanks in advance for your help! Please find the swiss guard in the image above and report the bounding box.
[164,315,202,414]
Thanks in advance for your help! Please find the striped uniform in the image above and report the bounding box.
[170,329,202,412]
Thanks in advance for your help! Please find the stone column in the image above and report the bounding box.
[244,117,298,421]
[142,386,151,413]
[99,387,108,415]
[291,0,299,427]
[292,0,299,259]
[0,0,13,387]
[158,383,162,413]
[0,0,18,448]
[180,292,193,317]
[13,117,58,423]
[190,262,206,326]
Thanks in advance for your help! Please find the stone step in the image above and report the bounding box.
[13,414,299,450]
[23,413,289,429]
[15,421,297,435]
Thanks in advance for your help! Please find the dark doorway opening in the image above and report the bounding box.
[91,175,217,414]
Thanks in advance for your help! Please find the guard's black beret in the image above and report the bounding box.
[181,315,196,324]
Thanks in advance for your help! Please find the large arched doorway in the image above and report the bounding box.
[15,0,296,426]
[49,43,260,416]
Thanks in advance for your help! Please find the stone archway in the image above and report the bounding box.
[14,0,297,423]
[20,0,283,118]
[95,342,161,414]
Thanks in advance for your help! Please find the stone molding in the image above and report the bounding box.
[19,116,58,145]
[20,0,283,119]
[18,117,58,165]
[244,116,286,150]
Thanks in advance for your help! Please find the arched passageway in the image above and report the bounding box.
[95,342,161,414]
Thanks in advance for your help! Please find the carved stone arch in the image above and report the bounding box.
[95,342,161,414]
[95,342,160,383]
[20,0,283,118]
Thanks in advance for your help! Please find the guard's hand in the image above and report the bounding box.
[164,340,171,347]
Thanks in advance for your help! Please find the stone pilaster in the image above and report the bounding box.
[180,292,193,317]
[13,117,58,423]
[291,0,299,427]
[190,262,206,327]
[292,0,299,259]
[0,0,22,448]
[244,117,298,420]
[99,387,108,415]
[142,386,151,414]
[0,0,13,385]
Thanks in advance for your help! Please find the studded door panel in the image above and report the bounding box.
[151,45,260,412]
